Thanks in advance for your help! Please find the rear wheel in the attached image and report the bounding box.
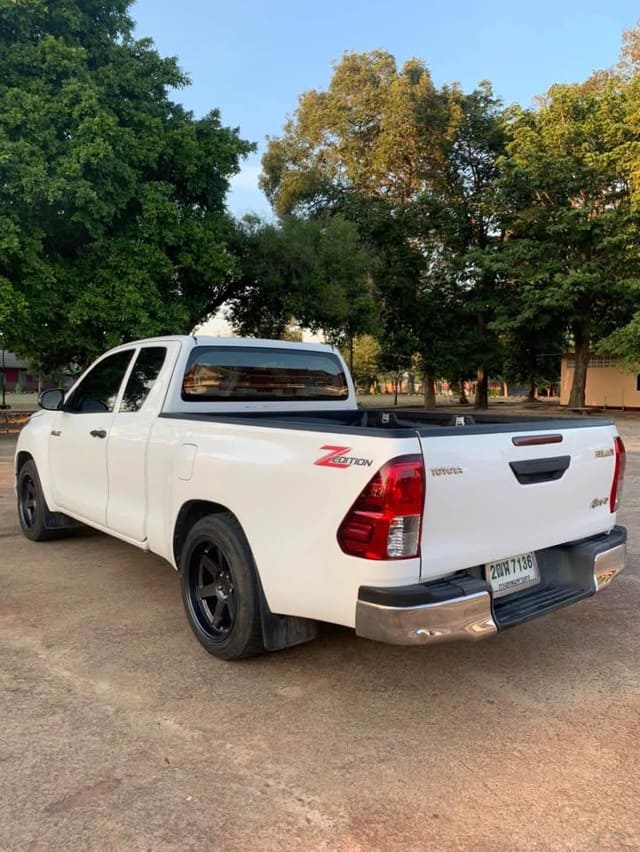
[180,513,265,660]
[17,459,60,542]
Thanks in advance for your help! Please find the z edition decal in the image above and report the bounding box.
[314,445,374,469]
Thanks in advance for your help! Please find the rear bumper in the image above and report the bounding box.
[355,526,627,646]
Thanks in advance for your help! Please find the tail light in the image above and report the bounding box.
[610,436,626,513]
[338,455,425,559]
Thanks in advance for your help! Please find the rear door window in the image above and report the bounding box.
[120,347,168,412]
[182,347,348,402]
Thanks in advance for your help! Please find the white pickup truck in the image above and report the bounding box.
[15,336,627,660]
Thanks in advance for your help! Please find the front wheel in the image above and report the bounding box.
[180,513,265,660]
[17,459,59,541]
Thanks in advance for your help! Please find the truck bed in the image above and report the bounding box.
[157,405,620,591]
[159,406,612,437]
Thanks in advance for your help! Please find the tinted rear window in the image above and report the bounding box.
[182,347,349,402]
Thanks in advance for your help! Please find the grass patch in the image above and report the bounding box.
[0,392,39,411]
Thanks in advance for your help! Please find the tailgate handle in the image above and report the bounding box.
[509,455,570,485]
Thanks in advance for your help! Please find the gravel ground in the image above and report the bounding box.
[0,417,638,851]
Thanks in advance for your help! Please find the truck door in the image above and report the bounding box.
[49,349,135,525]
[105,344,172,541]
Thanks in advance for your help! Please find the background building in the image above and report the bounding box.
[1,352,39,392]
[561,355,640,409]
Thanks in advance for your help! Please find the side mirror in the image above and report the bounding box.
[38,388,65,411]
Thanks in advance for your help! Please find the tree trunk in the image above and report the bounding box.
[393,373,399,406]
[422,372,436,408]
[458,377,469,406]
[568,338,590,408]
[475,309,489,411]
[527,376,536,402]
[348,335,354,375]
[474,367,488,410]
[502,381,508,398]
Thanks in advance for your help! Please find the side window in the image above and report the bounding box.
[120,347,168,413]
[65,351,134,414]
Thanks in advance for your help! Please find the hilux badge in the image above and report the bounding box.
[595,448,614,459]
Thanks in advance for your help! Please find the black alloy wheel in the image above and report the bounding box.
[18,471,38,531]
[191,543,237,638]
[16,459,61,542]
[180,513,265,660]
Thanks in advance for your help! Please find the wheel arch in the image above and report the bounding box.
[173,500,319,652]
[172,499,239,569]
[15,450,34,477]
[15,450,54,507]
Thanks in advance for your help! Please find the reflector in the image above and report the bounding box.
[610,436,626,512]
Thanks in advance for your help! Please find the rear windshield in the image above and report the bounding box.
[181,346,349,402]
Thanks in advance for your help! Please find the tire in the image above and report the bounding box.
[17,459,60,542]
[180,513,265,660]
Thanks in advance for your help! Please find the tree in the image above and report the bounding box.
[261,51,445,216]
[0,0,252,370]
[595,24,640,368]
[598,314,640,365]
[499,76,640,407]
[492,288,566,400]
[262,53,510,408]
[227,214,379,364]
[417,83,507,409]
[344,334,381,392]
[224,216,295,339]
[261,52,448,399]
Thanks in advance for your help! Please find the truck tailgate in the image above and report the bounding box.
[418,423,620,581]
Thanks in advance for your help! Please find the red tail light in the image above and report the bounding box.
[338,455,425,560]
[610,436,626,513]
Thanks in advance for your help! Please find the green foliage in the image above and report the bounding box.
[416,82,508,395]
[0,0,252,369]
[4,5,640,404]
[261,52,445,216]
[345,334,381,390]
[498,73,640,404]
[226,214,379,344]
[262,40,640,407]
[598,313,640,366]
[262,54,507,406]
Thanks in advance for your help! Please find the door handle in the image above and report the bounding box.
[51,430,62,437]
[90,429,107,439]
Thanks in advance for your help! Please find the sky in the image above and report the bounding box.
[132,0,639,220]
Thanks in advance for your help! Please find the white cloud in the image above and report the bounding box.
[195,311,235,337]
[230,162,262,191]
[195,309,327,344]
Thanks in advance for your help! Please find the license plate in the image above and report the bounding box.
[485,552,540,598]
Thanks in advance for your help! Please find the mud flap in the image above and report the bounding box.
[257,582,319,651]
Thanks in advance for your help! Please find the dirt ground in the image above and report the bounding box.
[0,417,639,851]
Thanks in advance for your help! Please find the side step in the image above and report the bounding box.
[493,584,593,629]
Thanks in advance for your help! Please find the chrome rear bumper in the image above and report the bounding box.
[593,544,626,591]
[355,527,626,646]
[356,592,497,645]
